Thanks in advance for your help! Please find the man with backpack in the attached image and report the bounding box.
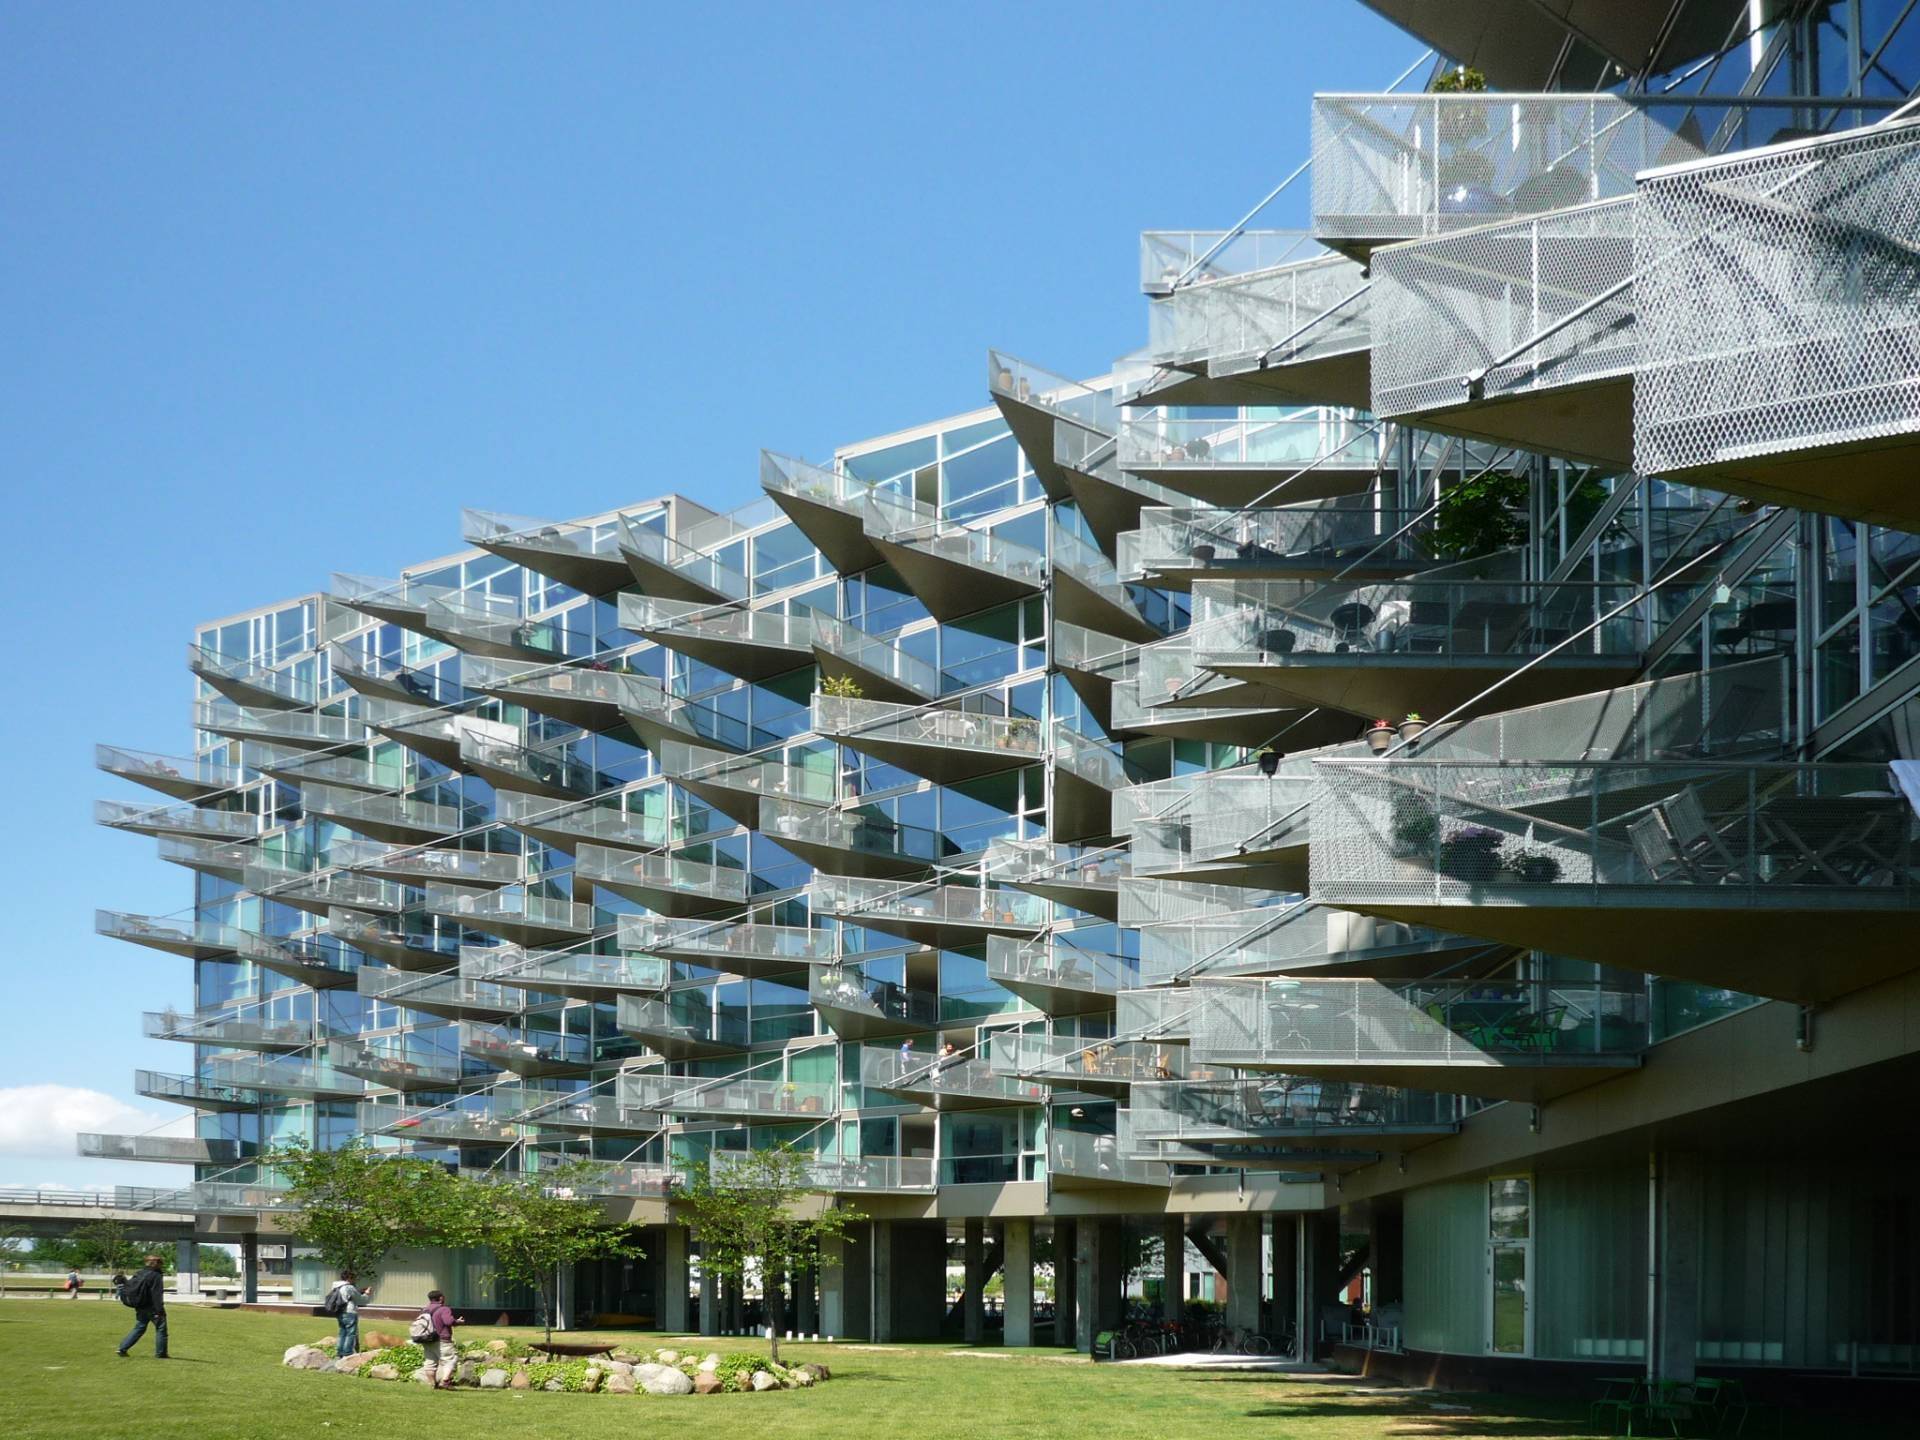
[63,1268,81,1300]
[412,1290,459,1389]
[116,1255,168,1359]
[323,1270,374,1357]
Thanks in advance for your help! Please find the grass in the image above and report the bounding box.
[0,1299,1655,1440]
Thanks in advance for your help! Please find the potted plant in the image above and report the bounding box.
[1364,719,1396,754]
[820,673,864,700]
[1398,713,1427,744]
[1007,718,1040,751]
[1390,802,1438,858]
[1437,825,1504,883]
[1506,847,1562,884]
[1190,542,1216,562]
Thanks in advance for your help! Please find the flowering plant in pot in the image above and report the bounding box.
[1437,824,1505,882]
[1364,719,1396,754]
[1398,713,1427,744]
[1506,846,1562,884]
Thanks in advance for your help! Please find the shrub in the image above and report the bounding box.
[711,1351,773,1392]
[524,1358,595,1391]
[357,1344,424,1378]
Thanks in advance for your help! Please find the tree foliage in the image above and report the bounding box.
[676,1144,865,1362]
[467,1162,647,1342]
[264,1140,484,1282]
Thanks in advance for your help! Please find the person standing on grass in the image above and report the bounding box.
[116,1255,168,1359]
[326,1270,374,1357]
[418,1290,460,1389]
[64,1268,81,1299]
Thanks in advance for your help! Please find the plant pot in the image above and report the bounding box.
[1512,855,1561,884]
[1397,719,1427,744]
[1190,544,1216,562]
[1365,725,1395,755]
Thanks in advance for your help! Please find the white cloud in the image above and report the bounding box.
[0,1084,189,1159]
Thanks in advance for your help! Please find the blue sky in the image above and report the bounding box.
[0,1,1424,1188]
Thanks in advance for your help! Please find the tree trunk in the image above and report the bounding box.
[767,1278,783,1364]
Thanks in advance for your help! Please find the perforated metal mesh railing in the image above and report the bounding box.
[858,1046,1050,1104]
[1186,769,1320,861]
[986,1032,1220,1085]
[1130,1078,1470,1140]
[1119,877,1285,925]
[1115,984,1192,1039]
[1146,252,1371,368]
[1635,121,1920,477]
[1372,195,1637,418]
[1138,903,1459,983]
[1125,500,1422,579]
[1118,412,1380,472]
[619,1069,834,1118]
[986,931,1135,995]
[1312,93,1699,247]
[1187,977,1651,1066]
[1139,230,1321,294]
[812,692,1043,758]
[1308,759,1919,908]
[810,874,1051,930]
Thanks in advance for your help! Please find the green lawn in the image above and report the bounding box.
[0,1299,1624,1440]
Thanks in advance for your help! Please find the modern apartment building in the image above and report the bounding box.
[91,0,1920,1389]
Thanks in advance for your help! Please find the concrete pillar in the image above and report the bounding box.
[796,1261,817,1335]
[174,1240,199,1296]
[725,1275,744,1333]
[1653,1152,1703,1383]
[1272,1217,1299,1351]
[1074,1218,1125,1354]
[869,1220,944,1342]
[697,1244,720,1337]
[962,1219,986,1344]
[820,1224,871,1339]
[1053,1220,1077,1350]
[660,1226,689,1333]
[1370,1205,1404,1309]
[1161,1216,1185,1319]
[241,1234,259,1304]
[1002,1219,1034,1347]
[1225,1214,1263,1333]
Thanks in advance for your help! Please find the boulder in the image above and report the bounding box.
[607,1360,634,1375]
[579,1370,602,1393]
[493,1312,512,1326]
[362,1330,407,1351]
[453,1360,479,1387]
[282,1344,319,1368]
[509,1370,532,1390]
[485,1339,510,1354]
[606,1372,635,1395]
[543,1379,565,1391]
[367,1364,400,1381]
[656,1348,679,1365]
[333,1352,377,1375]
[479,1368,510,1389]
[791,1369,815,1387]
[410,1368,435,1386]
[799,1362,831,1381]
[751,1371,778,1392]
[639,1365,694,1396]
[697,1355,720,1372]
[692,1372,723,1395]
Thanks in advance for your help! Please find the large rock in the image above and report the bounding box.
[656,1349,679,1365]
[485,1339,510,1354]
[453,1360,479,1387]
[282,1344,323,1369]
[333,1352,377,1375]
[751,1371,778,1392]
[509,1370,532,1391]
[607,1360,634,1375]
[791,1369,816,1387]
[367,1364,400,1381]
[692,1372,723,1395]
[606,1372,636,1396]
[579,1370,602,1393]
[700,1353,721,1370]
[479,1368,510,1389]
[799,1362,831,1381]
[637,1364,693,1396]
[410,1368,435,1386]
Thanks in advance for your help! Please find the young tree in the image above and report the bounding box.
[676,1144,865,1363]
[265,1140,483,1282]
[468,1163,646,1343]
[73,1219,144,1273]
[197,1244,240,1279]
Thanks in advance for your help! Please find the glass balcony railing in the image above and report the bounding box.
[987,1032,1220,1088]
[985,932,1136,999]
[425,882,594,936]
[256,749,400,794]
[195,700,359,750]
[1310,92,1698,251]
[327,645,468,707]
[95,799,260,841]
[1051,520,1154,634]
[356,1100,524,1147]
[659,740,834,807]
[618,594,815,672]
[1117,413,1380,475]
[1123,501,1423,581]
[95,910,239,957]
[617,1069,835,1119]
[458,1021,594,1075]
[1147,251,1372,371]
[711,1150,936,1193]
[201,1054,370,1099]
[810,875,1050,933]
[182,1182,295,1214]
[460,508,629,592]
[858,1047,1051,1107]
[328,1036,471,1090]
[987,351,1116,433]
[1052,726,1150,792]
[303,783,469,838]
[326,837,522,888]
[617,914,841,967]
[809,966,941,1030]
[615,673,766,752]
[188,643,317,709]
[233,930,360,988]
[618,513,749,602]
[761,795,951,870]
[494,789,666,851]
[96,744,248,801]
[356,967,519,1018]
[461,943,667,997]
[1048,1125,1167,1187]
[327,907,459,970]
[554,1160,682,1198]
[811,693,1044,764]
[612,997,753,1058]
[459,732,609,800]
[422,589,564,662]
[142,1008,313,1050]
[77,1133,254,1164]
[261,867,408,914]
[361,699,514,766]
[576,843,749,907]
[876,514,1048,594]
[1129,1078,1469,1142]
[461,655,646,720]
[1139,900,1474,984]
[1187,977,1650,1069]
[811,615,942,701]
[134,1069,263,1110]
[1140,229,1323,295]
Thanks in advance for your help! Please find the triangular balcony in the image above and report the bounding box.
[576,842,747,917]
[986,351,1115,500]
[96,744,249,804]
[811,693,1042,786]
[619,594,814,682]
[462,508,633,596]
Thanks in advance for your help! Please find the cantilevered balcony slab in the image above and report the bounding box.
[1051,622,1128,734]
[95,798,260,844]
[1116,412,1384,509]
[356,1099,524,1148]
[1131,1077,1466,1153]
[1051,519,1159,642]
[462,658,647,731]
[1309,758,1920,1006]
[425,882,594,947]
[1140,229,1324,296]
[459,1021,594,1079]
[619,594,814,682]
[858,1047,1051,1112]
[1634,120,1920,529]
[1193,577,1647,718]
[810,965,941,1040]
[1187,976,1645,1103]
[869,517,1048,624]
[1310,92,1696,260]
[616,675,761,756]
[1052,418,1186,557]
[255,749,397,796]
[258,867,407,920]
[985,838,1128,920]
[760,796,943,879]
[327,907,461,972]
[495,789,665,854]
[1139,898,1495,986]
[188,644,315,711]
[195,699,361,753]
[985,932,1133,1017]
[987,1033,1219,1100]
[458,732,609,803]
[420,590,565,664]
[462,508,632,596]
[96,745,249,804]
[78,1133,254,1165]
[987,352,1114,500]
[494,1092,664,1138]
[231,930,360,990]
[1051,728,1142,843]
[326,838,521,890]
[620,1069,837,1121]
[810,615,942,706]
[357,966,520,1022]
[357,700,507,770]
[303,782,470,844]
[810,875,1048,949]
[1049,1122,1169,1191]
[143,1008,314,1053]
[577,842,747,917]
[618,511,749,604]
[135,1069,263,1113]
[658,740,833,830]
[96,911,239,961]
[1122,499,1426,590]
[461,943,667,1002]
[1372,197,1637,467]
[812,694,1043,785]
[328,1038,473,1093]
[328,645,467,708]
[613,998,752,1062]
[202,1055,370,1102]
[617,915,839,981]
[761,451,892,574]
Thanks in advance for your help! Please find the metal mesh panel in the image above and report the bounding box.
[1312,93,1697,246]
[1372,196,1637,417]
[1146,252,1371,367]
[1117,411,1377,472]
[1635,122,1920,474]
[1130,1078,1468,1141]
[1118,876,1287,926]
[1124,498,1422,580]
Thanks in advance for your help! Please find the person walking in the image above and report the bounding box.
[63,1268,81,1300]
[326,1270,374,1357]
[116,1255,168,1358]
[417,1290,460,1389]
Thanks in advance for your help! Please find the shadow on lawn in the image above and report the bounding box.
[1236,1398,1599,1438]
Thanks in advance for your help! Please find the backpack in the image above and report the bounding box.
[322,1282,349,1317]
[118,1283,140,1310]
[118,1272,147,1310]
[408,1309,436,1343]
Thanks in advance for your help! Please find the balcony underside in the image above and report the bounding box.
[641,942,817,982]
[825,912,1043,951]
[1136,851,1307,894]
[1050,1164,1168,1192]
[256,756,386,795]
[1141,550,1428,592]
[588,873,742,919]
[137,1082,259,1114]
[189,667,305,714]
[1055,664,1115,735]
[766,487,883,575]
[416,622,552,666]
[1336,899,1920,1008]
[478,537,631,598]
[378,992,519,1024]
[1140,1123,1457,1156]
[867,1079,1046,1113]
[1005,876,1118,922]
[1053,567,1161,644]
[488,973,660,1004]
[1051,771,1117,845]
[105,768,230,805]
[824,731,1034,787]
[1124,459,1382,511]
[620,542,732,605]
[368,718,465,770]
[1061,464,1175,559]
[1203,654,1644,721]
[1225,1054,1640,1104]
[339,595,429,635]
[989,393,1076,501]
[870,537,1042,624]
[615,1027,738,1062]
[460,754,592,805]
[114,930,235,962]
[439,913,592,948]
[1118,702,1305,749]
[814,996,938,1042]
[330,923,459,973]
[992,973,1117,1018]
[475,682,626,733]
[1390,374,1631,472]
[630,625,810,684]
[1652,433,1920,533]
[1204,347,1375,412]
[307,805,453,848]
[767,826,931,882]
[463,1048,590,1080]
[332,1060,460,1094]
[201,716,338,753]
[808,644,934,708]
[665,776,766,831]
[1145,1140,1381,1173]
[616,707,743,763]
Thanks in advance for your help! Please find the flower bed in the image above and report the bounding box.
[281,1337,830,1394]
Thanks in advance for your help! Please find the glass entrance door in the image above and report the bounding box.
[1488,1176,1533,1355]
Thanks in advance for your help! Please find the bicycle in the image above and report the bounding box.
[1209,1325,1272,1356]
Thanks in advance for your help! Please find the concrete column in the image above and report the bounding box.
[660,1226,689,1333]
[1370,1205,1404,1309]
[1225,1214,1263,1333]
[554,1261,574,1332]
[962,1219,986,1345]
[241,1234,259,1304]
[725,1275,744,1333]
[869,1220,945,1342]
[820,1224,871,1339]
[796,1261,817,1335]
[1053,1220,1077,1350]
[1002,1218,1034,1347]
[697,1243,720,1337]
[1653,1152,1703,1383]
[174,1240,199,1296]
[1074,1218,1125,1354]
[1161,1216,1185,1319]
[1272,1217,1299,1351]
